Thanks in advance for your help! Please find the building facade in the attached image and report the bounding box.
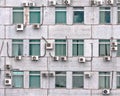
[0,0,120,96]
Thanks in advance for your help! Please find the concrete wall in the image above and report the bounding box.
[0,0,120,96]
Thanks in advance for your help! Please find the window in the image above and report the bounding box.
[29,39,40,56]
[29,71,40,88]
[73,7,84,24]
[55,7,66,24]
[13,7,24,24]
[29,7,41,24]
[55,71,66,88]
[99,72,110,89]
[117,40,120,56]
[55,39,66,56]
[99,7,111,24]
[118,7,120,23]
[12,71,24,88]
[72,40,84,56]
[117,72,120,88]
[12,39,23,56]
[99,40,110,56]
[72,72,84,88]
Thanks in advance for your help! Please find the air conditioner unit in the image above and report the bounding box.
[61,56,67,61]
[78,57,86,63]
[111,46,118,51]
[84,72,92,78]
[103,56,111,61]
[42,73,48,77]
[63,0,71,5]
[48,72,54,77]
[49,0,56,6]
[111,42,117,46]
[16,24,24,31]
[33,24,40,29]
[5,71,11,77]
[31,56,39,61]
[5,78,12,86]
[5,65,12,70]
[53,56,59,61]
[102,89,111,95]
[15,56,22,60]
[91,0,96,5]
[97,1,102,6]
[29,2,36,7]
[107,0,113,5]
[117,0,120,4]
[22,2,29,7]
[46,43,53,50]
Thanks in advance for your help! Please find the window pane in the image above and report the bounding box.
[29,75,40,88]
[117,40,120,56]
[13,8,23,24]
[12,39,23,56]
[12,71,24,88]
[55,40,66,56]
[99,72,110,89]
[29,7,40,24]
[117,72,120,88]
[73,8,84,23]
[55,8,66,24]
[29,40,40,56]
[118,12,120,23]
[72,40,84,56]
[72,72,84,88]
[100,7,110,24]
[99,40,110,56]
[55,72,66,88]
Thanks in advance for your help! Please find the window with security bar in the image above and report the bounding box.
[72,72,84,88]
[12,71,24,88]
[99,7,111,24]
[55,71,66,88]
[13,7,24,24]
[73,7,84,24]
[99,72,110,89]
[29,71,40,88]
[55,39,66,56]
[99,39,110,56]
[29,7,41,24]
[12,39,23,56]
[29,39,40,56]
[55,7,66,24]
[72,40,84,56]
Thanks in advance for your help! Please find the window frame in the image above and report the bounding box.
[99,7,111,24]
[99,72,111,89]
[117,7,120,24]
[29,71,41,88]
[12,39,23,56]
[117,40,120,56]
[72,71,84,88]
[73,7,84,24]
[29,39,41,56]
[99,39,110,56]
[55,71,66,88]
[72,39,84,56]
[13,7,24,24]
[12,71,24,88]
[55,39,67,56]
[29,7,41,24]
[55,7,66,24]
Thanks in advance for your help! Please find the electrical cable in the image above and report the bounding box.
[0,41,4,56]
